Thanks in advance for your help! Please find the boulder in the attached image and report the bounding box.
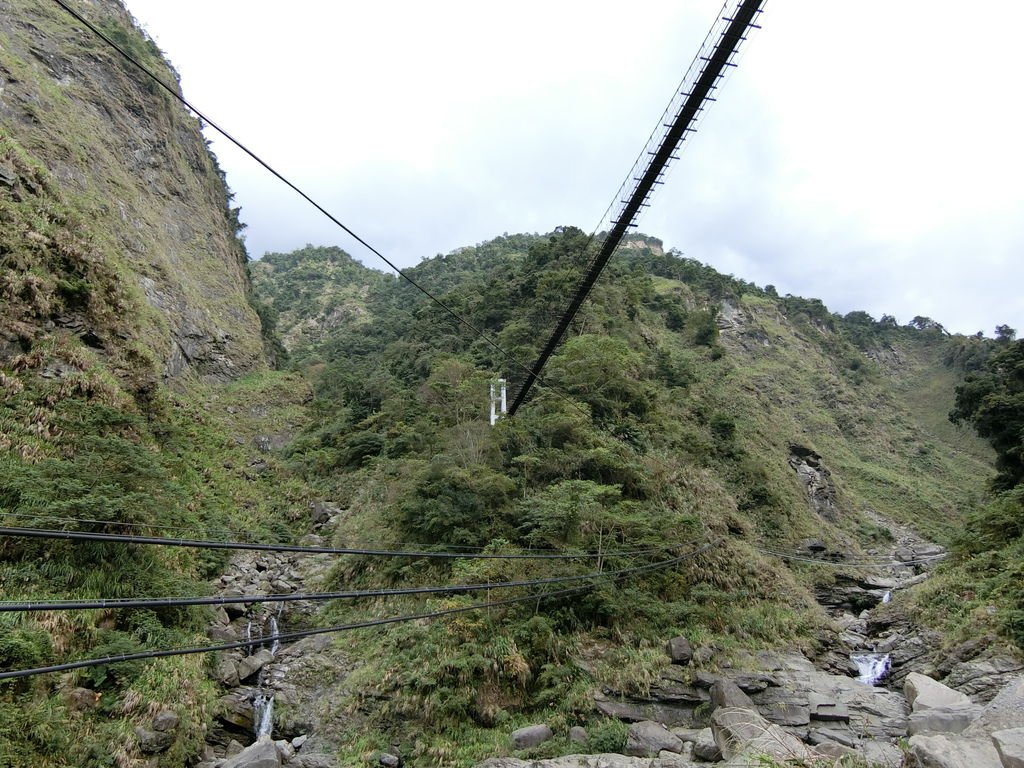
[710,679,753,711]
[710,706,816,762]
[907,733,1001,768]
[908,703,983,735]
[152,708,179,732]
[568,726,588,744]
[992,728,1024,768]
[64,687,100,711]
[237,649,275,681]
[216,657,241,687]
[510,724,553,749]
[665,636,693,665]
[966,677,1024,736]
[625,720,683,757]
[906,672,974,712]
[134,726,174,754]
[380,754,401,768]
[221,739,282,768]
[217,692,255,731]
[692,727,721,761]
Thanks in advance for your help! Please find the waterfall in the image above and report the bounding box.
[253,691,274,739]
[269,615,280,657]
[882,590,892,604]
[852,653,891,685]
[245,620,253,655]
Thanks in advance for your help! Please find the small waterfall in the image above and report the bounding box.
[251,613,281,740]
[882,590,892,604]
[269,615,280,657]
[852,653,891,685]
[245,620,253,655]
[253,691,274,739]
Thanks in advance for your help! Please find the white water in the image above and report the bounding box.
[269,616,280,657]
[882,590,892,604]
[253,691,274,739]
[852,653,891,685]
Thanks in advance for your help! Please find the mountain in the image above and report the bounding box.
[1,2,306,764]
[249,230,1014,761]
[1,1,1020,766]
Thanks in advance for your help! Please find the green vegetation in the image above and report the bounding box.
[912,334,1024,648]
[248,229,997,764]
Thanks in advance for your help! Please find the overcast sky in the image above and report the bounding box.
[122,1,1024,337]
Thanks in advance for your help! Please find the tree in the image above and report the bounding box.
[951,339,1024,489]
[996,324,1017,343]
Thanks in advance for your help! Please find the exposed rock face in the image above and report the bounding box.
[0,0,266,381]
[788,445,839,520]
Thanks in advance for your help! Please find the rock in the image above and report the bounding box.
[807,727,859,748]
[64,686,100,711]
[710,679,754,710]
[213,606,231,625]
[510,724,553,749]
[227,740,245,756]
[291,757,338,768]
[906,672,974,712]
[907,733,1001,768]
[759,701,810,726]
[221,739,282,768]
[862,739,904,767]
[134,726,174,754]
[814,740,859,759]
[625,720,683,757]
[808,693,850,722]
[216,657,241,687]
[218,692,255,731]
[693,727,721,761]
[944,657,1024,702]
[966,677,1024,736]
[992,728,1024,768]
[292,734,309,749]
[237,649,275,681]
[152,708,179,732]
[666,636,693,665]
[908,703,984,735]
[568,726,588,744]
[310,501,340,526]
[379,753,401,767]
[711,706,816,762]
[693,646,714,665]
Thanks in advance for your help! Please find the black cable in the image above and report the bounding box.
[0,585,587,681]
[507,0,764,415]
[49,0,580,415]
[0,511,669,557]
[0,542,720,681]
[0,541,719,613]
[0,525,681,561]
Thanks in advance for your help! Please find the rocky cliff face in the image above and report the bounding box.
[0,0,265,381]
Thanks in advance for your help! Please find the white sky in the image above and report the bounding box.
[122,1,1024,336]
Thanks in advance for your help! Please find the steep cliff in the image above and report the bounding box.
[0,0,265,381]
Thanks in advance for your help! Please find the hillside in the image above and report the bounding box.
[0,1,306,764]
[1,2,1020,766]
[248,231,1011,763]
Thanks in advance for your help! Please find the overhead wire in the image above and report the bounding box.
[0,510,664,556]
[0,525,683,561]
[48,0,585,418]
[0,541,721,681]
[0,541,720,613]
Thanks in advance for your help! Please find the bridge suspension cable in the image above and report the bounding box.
[507,0,765,415]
